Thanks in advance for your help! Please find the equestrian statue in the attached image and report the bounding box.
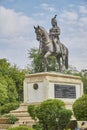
[34,15,68,72]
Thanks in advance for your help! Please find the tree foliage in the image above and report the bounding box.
[28,99,72,130]
[0,58,26,114]
[0,76,8,105]
[73,94,87,121]
[9,65,25,101]
[28,48,44,73]
[0,102,19,115]
[81,76,87,94]
[28,48,58,73]
[0,58,10,76]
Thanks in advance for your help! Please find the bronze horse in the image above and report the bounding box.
[34,25,68,72]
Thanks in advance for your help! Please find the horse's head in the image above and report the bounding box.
[34,25,42,41]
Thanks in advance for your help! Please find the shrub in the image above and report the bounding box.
[58,109,72,130]
[0,102,19,115]
[33,123,43,130]
[28,99,72,130]
[66,120,77,130]
[7,126,34,130]
[28,104,37,120]
[73,94,87,121]
[6,114,18,124]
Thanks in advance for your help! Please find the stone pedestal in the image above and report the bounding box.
[24,72,83,109]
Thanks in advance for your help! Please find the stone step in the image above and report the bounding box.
[11,103,39,112]
[0,124,13,129]
[10,112,30,117]
[16,120,35,124]
[17,117,33,120]
[10,109,28,113]
[0,103,36,129]
[15,121,35,128]
[0,129,6,130]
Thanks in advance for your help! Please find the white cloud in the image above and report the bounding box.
[69,56,87,71]
[33,13,44,17]
[40,3,56,12]
[59,10,78,24]
[58,5,87,71]
[0,6,35,37]
[0,6,39,68]
[79,5,87,14]
[79,17,87,26]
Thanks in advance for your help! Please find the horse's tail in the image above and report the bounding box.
[65,48,68,69]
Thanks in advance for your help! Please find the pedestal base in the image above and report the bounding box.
[24,72,83,109]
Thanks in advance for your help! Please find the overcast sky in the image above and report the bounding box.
[0,0,87,71]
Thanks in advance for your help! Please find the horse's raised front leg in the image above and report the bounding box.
[44,51,51,72]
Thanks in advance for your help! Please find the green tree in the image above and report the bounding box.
[0,58,10,76]
[0,75,8,105]
[0,59,18,103]
[28,48,44,73]
[6,76,18,102]
[74,72,87,94]
[28,99,72,130]
[72,72,87,94]
[73,94,87,121]
[28,48,58,73]
[0,75,18,105]
[0,58,26,114]
[81,76,87,94]
[0,58,25,104]
[9,65,25,101]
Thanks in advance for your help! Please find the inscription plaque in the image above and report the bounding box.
[54,84,76,99]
